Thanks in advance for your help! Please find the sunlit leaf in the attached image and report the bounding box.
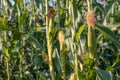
[74,24,86,42]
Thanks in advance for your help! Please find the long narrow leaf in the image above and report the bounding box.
[27,34,41,50]
[104,0,115,17]
[71,0,78,20]
[96,24,120,49]
[74,24,86,42]
[96,69,113,80]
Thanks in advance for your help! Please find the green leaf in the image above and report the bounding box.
[27,34,41,50]
[70,0,78,20]
[96,68,113,80]
[88,70,96,80]
[96,24,120,49]
[0,18,14,31]
[74,24,86,42]
[6,0,12,7]
[39,73,45,80]
[93,0,115,17]
[12,32,22,46]
[0,8,6,14]
[3,46,9,58]
[78,70,85,80]
[50,28,58,40]
[117,0,120,5]
[0,26,14,31]
[104,0,115,17]
[71,0,78,20]
[93,2,104,13]
[35,26,42,31]
[35,0,41,7]
[54,58,62,76]
[13,32,22,41]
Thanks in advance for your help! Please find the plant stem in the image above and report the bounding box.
[48,18,55,80]
[45,0,48,34]
[56,0,66,79]
[87,0,96,58]
[103,17,107,26]
[46,0,55,80]
[3,0,10,78]
[5,47,10,80]
[56,0,60,28]
[60,45,66,80]
[87,0,91,12]
[4,25,10,80]
[59,37,66,80]
[61,49,66,80]
[88,26,95,58]
[6,59,10,80]
[111,2,115,24]
[19,52,23,78]
[74,43,79,80]
[36,50,39,80]
[17,2,23,78]
[71,0,79,79]
[23,0,26,11]
[17,4,21,31]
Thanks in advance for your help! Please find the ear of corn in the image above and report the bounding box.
[58,31,67,80]
[86,0,96,59]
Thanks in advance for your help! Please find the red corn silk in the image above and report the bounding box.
[44,55,49,63]
[48,8,55,20]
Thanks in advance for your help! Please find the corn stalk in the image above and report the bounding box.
[56,0,66,80]
[59,31,66,80]
[45,0,55,80]
[56,0,60,29]
[2,0,10,80]
[87,0,96,58]
[71,0,79,79]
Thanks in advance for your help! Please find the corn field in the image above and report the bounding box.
[0,0,120,80]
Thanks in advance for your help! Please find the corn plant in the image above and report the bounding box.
[0,0,120,80]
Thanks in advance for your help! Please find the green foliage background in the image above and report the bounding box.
[0,0,120,80]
